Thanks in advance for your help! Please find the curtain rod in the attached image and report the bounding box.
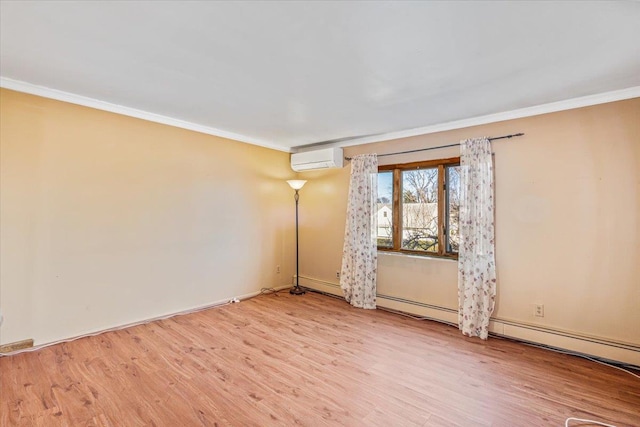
[344,132,524,160]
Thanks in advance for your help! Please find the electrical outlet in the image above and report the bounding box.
[276,265,280,274]
[534,304,544,317]
[336,271,340,279]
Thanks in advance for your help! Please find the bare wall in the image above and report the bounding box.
[298,98,639,361]
[0,89,296,346]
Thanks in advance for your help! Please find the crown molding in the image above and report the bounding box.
[3,77,638,153]
[0,77,290,153]
[326,85,640,149]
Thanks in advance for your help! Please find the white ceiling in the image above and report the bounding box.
[1,1,639,151]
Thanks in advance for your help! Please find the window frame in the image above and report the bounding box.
[378,156,460,259]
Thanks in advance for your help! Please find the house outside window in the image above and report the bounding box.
[377,157,460,258]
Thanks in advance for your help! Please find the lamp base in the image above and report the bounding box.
[289,285,306,295]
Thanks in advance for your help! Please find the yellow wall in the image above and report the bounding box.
[2,86,638,364]
[0,88,296,346]
[299,98,640,362]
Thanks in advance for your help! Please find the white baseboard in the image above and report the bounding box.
[298,275,640,367]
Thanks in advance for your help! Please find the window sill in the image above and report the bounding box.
[377,249,458,262]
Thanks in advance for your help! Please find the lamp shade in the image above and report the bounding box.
[287,180,307,190]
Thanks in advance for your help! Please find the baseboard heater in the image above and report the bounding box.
[297,275,640,367]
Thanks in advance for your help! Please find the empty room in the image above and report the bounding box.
[1,2,639,426]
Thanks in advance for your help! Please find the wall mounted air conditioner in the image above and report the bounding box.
[290,147,344,172]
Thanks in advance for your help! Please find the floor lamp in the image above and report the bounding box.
[287,179,307,295]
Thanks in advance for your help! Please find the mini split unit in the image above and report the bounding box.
[290,147,344,172]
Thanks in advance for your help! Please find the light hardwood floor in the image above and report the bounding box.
[1,292,639,426]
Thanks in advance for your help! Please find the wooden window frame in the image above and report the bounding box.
[378,157,460,259]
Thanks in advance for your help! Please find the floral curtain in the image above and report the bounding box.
[458,137,496,339]
[340,154,378,309]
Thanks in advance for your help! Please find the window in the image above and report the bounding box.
[377,171,393,248]
[377,157,460,258]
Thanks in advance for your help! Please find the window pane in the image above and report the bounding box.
[402,168,438,252]
[377,171,393,248]
[447,165,460,253]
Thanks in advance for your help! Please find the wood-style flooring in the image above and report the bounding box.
[1,292,639,426]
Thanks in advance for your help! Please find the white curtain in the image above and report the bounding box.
[340,154,378,309]
[458,137,496,339]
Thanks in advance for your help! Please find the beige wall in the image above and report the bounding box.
[2,87,638,363]
[299,98,640,357]
[0,89,296,346]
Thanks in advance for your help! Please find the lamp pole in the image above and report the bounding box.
[287,180,306,295]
